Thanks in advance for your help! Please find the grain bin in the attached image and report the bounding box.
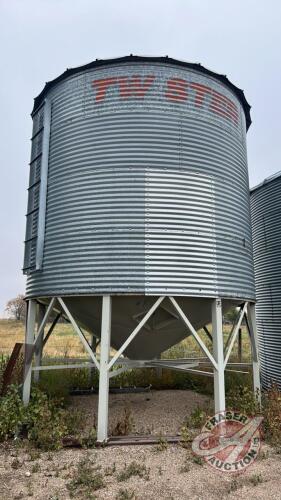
[251,172,281,389]
[22,56,259,441]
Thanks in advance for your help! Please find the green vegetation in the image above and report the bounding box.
[67,457,104,497]
[180,426,192,448]
[0,315,254,409]
[11,458,22,469]
[34,357,253,401]
[104,463,116,476]
[31,462,40,473]
[117,462,150,482]
[154,433,168,452]
[116,488,136,500]
[0,385,96,450]
[184,405,210,429]
[262,383,281,450]
[192,455,204,465]
[226,479,240,493]
[0,385,25,441]
[1,316,281,453]
[249,473,264,486]
[0,370,281,454]
[227,384,261,416]
[227,383,281,453]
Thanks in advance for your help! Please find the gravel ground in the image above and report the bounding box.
[0,442,280,499]
[70,389,212,435]
[0,390,280,500]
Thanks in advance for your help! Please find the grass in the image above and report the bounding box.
[0,319,251,360]
[0,319,89,358]
[0,318,253,398]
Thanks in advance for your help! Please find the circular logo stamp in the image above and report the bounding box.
[192,411,263,473]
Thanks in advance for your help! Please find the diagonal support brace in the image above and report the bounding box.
[34,298,56,350]
[58,297,100,371]
[108,296,165,370]
[168,296,218,370]
[224,302,248,369]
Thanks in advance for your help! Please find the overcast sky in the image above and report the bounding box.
[0,0,280,315]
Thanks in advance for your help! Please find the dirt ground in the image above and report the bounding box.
[0,390,280,499]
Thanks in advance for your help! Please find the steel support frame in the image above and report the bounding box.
[23,300,37,405]
[22,297,100,405]
[224,303,248,367]
[89,335,99,385]
[212,299,225,412]
[34,303,46,383]
[97,296,112,442]
[23,295,260,442]
[246,303,261,401]
[23,298,56,405]
[167,297,225,412]
[58,298,100,370]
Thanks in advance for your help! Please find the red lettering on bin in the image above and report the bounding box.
[91,74,239,126]
[165,78,188,101]
[92,77,119,101]
[119,75,155,98]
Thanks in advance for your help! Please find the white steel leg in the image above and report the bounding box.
[34,304,45,383]
[89,335,98,385]
[247,303,261,400]
[97,296,112,442]
[23,300,37,405]
[212,299,225,413]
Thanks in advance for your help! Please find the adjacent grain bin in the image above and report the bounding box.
[22,56,260,441]
[251,172,281,389]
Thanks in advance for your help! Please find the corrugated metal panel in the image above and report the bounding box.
[25,61,254,300]
[251,176,281,388]
[32,56,252,129]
